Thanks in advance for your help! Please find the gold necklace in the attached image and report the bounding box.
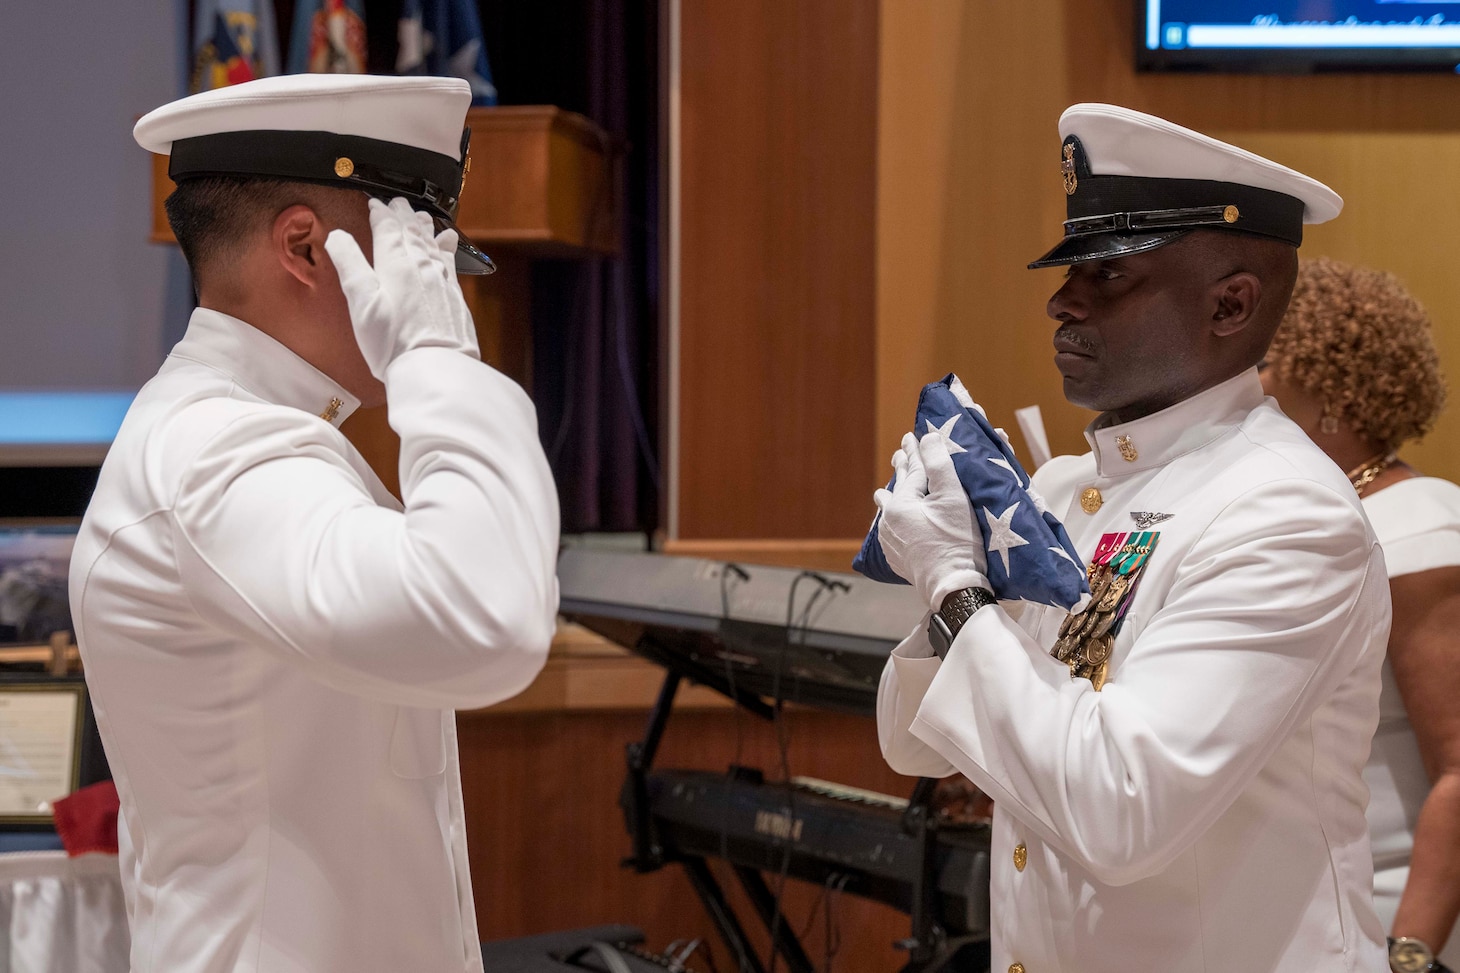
[1346,451,1397,495]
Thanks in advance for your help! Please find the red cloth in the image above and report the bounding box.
[51,780,119,856]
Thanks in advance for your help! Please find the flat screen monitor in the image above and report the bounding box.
[0,392,135,467]
[0,522,76,647]
[1138,1,1460,71]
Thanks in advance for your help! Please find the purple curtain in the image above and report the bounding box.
[531,0,660,534]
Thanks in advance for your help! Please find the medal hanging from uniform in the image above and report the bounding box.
[1051,531,1161,690]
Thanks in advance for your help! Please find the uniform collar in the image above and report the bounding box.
[1084,368,1265,478]
[168,308,360,428]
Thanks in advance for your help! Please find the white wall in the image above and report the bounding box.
[1,1,189,391]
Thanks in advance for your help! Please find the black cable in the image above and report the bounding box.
[766,574,810,973]
[776,573,847,780]
[823,873,850,972]
[716,561,754,973]
[793,874,834,944]
[695,940,721,973]
[765,571,848,973]
[695,939,721,973]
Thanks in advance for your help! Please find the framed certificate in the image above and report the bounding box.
[0,682,85,823]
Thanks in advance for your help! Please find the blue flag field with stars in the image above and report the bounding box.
[854,374,1090,611]
[396,0,499,106]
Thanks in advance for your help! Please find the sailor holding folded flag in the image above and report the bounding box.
[873,104,1392,973]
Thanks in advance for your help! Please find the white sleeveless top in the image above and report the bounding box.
[1362,476,1460,967]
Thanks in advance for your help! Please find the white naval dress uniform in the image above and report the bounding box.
[69,308,559,973]
[878,370,1391,972]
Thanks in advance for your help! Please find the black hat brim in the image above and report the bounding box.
[1027,229,1191,270]
[431,214,495,275]
[351,195,496,274]
[360,195,497,274]
[346,193,496,274]
[452,234,495,274]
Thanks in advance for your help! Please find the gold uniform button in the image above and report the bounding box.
[1080,486,1103,513]
[1009,964,1026,973]
[1013,842,1027,872]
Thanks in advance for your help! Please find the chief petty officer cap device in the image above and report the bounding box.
[1029,103,1342,269]
[135,74,495,275]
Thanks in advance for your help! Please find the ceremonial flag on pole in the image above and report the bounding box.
[287,0,368,75]
[190,0,280,93]
[397,0,499,106]
[855,375,1091,611]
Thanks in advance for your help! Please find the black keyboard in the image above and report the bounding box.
[634,769,991,940]
[558,549,989,968]
[557,548,926,716]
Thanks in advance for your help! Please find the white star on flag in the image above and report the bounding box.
[1048,545,1076,564]
[987,455,1024,484]
[982,502,1030,575]
[396,18,432,72]
[925,416,967,454]
[448,38,498,103]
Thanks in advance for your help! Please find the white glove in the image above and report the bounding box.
[874,431,990,610]
[323,197,480,380]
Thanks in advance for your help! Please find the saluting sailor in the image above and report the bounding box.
[69,76,559,973]
[875,104,1392,973]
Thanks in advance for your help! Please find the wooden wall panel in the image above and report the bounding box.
[877,0,1460,485]
[876,0,1073,481]
[661,537,863,574]
[676,0,880,540]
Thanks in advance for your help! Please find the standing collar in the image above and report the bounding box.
[167,308,361,428]
[1084,368,1265,477]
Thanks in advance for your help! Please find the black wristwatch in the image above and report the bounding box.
[927,587,997,659]
[1389,936,1452,973]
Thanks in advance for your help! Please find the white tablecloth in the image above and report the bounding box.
[0,852,128,973]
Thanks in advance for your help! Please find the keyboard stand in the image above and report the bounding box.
[619,643,988,973]
[622,658,781,973]
[731,863,817,973]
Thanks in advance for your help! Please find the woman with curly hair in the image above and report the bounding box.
[1263,256,1460,972]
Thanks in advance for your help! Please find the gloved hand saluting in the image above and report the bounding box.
[874,430,990,610]
[323,197,480,379]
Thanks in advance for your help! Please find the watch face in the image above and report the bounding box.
[1391,938,1434,973]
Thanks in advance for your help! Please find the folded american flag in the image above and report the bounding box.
[854,375,1089,611]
